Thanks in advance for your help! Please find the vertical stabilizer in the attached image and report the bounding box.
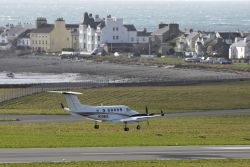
[48,91,82,112]
[63,93,82,111]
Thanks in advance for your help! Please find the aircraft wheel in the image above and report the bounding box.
[124,127,129,131]
[94,125,99,129]
[136,125,141,130]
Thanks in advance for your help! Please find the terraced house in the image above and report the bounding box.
[79,12,137,53]
[30,17,79,53]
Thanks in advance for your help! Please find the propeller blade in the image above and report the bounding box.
[60,103,64,109]
[161,110,164,116]
[145,106,149,115]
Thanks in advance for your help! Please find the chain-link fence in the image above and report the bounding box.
[0,78,249,104]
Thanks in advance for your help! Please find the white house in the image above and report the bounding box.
[137,28,151,43]
[79,13,137,53]
[186,32,200,52]
[17,30,32,47]
[229,37,250,59]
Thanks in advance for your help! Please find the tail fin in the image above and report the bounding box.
[49,91,82,112]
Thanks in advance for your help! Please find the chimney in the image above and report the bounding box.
[159,23,168,29]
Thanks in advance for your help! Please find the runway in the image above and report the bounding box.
[1,146,250,163]
[1,109,250,123]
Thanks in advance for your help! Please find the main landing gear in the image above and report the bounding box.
[124,122,141,131]
[136,124,141,130]
[94,121,99,129]
[124,122,129,131]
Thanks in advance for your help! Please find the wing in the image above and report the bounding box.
[119,114,163,123]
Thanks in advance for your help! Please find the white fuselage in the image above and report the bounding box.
[73,105,139,122]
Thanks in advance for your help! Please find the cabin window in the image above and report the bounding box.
[114,108,116,112]
[120,108,122,111]
[111,109,113,112]
[102,109,105,112]
[96,109,99,112]
[108,109,110,112]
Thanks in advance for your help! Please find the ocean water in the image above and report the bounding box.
[0,0,250,32]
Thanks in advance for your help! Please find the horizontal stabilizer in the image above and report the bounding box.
[48,91,82,95]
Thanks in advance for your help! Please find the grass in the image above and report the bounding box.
[1,159,250,167]
[1,81,250,114]
[91,55,250,72]
[0,89,11,95]
[0,115,250,148]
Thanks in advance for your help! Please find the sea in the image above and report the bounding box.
[0,0,250,32]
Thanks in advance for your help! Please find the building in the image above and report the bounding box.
[137,28,151,43]
[17,30,32,47]
[151,23,180,44]
[4,23,33,42]
[79,12,137,53]
[216,32,241,45]
[30,17,79,53]
[185,32,200,52]
[229,37,250,59]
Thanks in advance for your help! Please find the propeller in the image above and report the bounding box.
[161,110,165,116]
[60,103,65,109]
[145,106,149,125]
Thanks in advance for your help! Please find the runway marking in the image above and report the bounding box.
[207,147,250,150]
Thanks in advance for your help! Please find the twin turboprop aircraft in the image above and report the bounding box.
[49,91,165,131]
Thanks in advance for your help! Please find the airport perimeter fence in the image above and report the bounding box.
[0,77,250,104]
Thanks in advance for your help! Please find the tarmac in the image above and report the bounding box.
[1,109,250,123]
[1,146,250,162]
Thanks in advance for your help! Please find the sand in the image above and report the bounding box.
[0,54,250,83]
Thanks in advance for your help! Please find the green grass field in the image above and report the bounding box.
[1,81,250,114]
[1,159,250,167]
[0,115,250,148]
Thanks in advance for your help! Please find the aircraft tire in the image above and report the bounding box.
[124,127,129,131]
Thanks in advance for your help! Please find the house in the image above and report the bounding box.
[229,37,250,59]
[17,29,32,47]
[79,12,137,53]
[194,33,216,56]
[185,32,200,52]
[216,32,241,45]
[151,23,180,44]
[137,28,151,43]
[30,17,79,53]
[4,23,33,42]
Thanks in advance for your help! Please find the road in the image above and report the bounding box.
[1,146,250,162]
[0,109,250,123]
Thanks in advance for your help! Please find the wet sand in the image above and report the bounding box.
[0,55,249,82]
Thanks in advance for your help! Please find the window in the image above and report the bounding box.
[116,36,119,40]
[114,108,116,112]
[96,109,99,112]
[98,36,100,41]
[111,109,113,112]
[84,43,86,49]
[103,109,105,112]
[108,109,110,112]
[116,27,119,31]
[92,36,94,41]
[120,108,122,111]
[131,37,134,42]
[113,36,115,40]
[113,27,115,31]
[84,34,86,39]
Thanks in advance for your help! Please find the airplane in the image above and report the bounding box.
[49,91,165,131]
